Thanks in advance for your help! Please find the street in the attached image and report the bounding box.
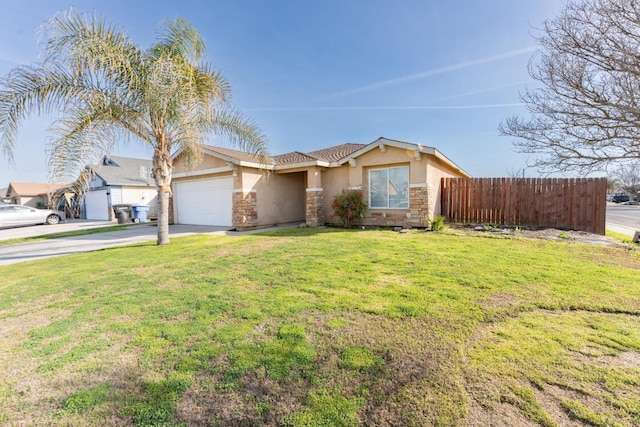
[606,204,640,237]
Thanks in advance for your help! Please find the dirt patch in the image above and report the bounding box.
[475,291,524,318]
[600,350,640,368]
[579,350,640,368]
[464,310,640,427]
[465,395,540,427]
[448,224,633,248]
[571,346,640,369]
[530,385,585,427]
[177,312,466,426]
[1,314,143,426]
[177,367,305,426]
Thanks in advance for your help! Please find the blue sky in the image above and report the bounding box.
[0,0,564,185]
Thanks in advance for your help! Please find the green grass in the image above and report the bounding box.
[606,230,639,245]
[0,228,638,425]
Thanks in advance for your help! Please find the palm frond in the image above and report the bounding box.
[0,64,79,161]
[206,109,270,165]
[191,64,230,106]
[40,10,143,90]
[148,17,206,65]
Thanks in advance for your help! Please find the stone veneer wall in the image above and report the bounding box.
[233,190,258,229]
[409,185,433,225]
[359,185,433,228]
[305,189,324,227]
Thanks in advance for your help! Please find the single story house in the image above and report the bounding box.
[84,155,158,220]
[171,137,470,229]
[5,182,67,208]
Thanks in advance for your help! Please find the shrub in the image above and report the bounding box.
[331,190,367,229]
[427,216,445,232]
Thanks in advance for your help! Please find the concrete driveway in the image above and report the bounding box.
[0,221,299,266]
[0,223,232,266]
[0,219,117,240]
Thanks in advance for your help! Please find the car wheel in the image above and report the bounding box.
[133,218,140,223]
[46,214,60,225]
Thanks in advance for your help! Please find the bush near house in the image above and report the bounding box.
[331,189,368,228]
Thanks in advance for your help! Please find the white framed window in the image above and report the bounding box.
[369,166,409,208]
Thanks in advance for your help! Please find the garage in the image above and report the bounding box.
[84,189,110,220]
[174,177,233,226]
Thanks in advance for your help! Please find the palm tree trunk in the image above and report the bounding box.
[156,188,170,245]
[153,147,172,246]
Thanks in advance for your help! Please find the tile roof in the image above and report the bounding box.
[202,145,273,164]
[272,151,319,165]
[306,143,367,162]
[201,143,367,167]
[7,182,68,196]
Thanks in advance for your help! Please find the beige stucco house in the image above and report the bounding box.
[5,182,67,208]
[171,137,470,229]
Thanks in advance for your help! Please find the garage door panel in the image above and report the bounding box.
[85,190,109,220]
[175,178,233,226]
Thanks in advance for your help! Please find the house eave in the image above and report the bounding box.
[173,166,235,178]
[237,160,275,170]
[273,160,331,171]
[431,148,472,178]
[102,182,156,187]
[336,137,471,177]
[172,146,275,171]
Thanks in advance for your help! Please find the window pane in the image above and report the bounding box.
[369,169,388,208]
[388,167,409,208]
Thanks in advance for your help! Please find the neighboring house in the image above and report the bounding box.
[84,156,158,220]
[5,182,67,208]
[171,137,470,229]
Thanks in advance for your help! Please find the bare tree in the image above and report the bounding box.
[614,162,640,199]
[506,167,527,178]
[499,0,640,174]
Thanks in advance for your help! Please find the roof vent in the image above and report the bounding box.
[103,156,117,166]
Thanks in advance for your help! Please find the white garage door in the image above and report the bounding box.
[174,177,233,226]
[85,190,110,220]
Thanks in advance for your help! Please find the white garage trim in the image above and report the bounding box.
[85,189,110,220]
[174,177,233,226]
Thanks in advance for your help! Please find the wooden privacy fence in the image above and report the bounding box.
[441,177,607,235]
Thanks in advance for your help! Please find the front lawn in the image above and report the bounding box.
[0,228,638,426]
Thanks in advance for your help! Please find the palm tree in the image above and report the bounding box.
[0,11,268,245]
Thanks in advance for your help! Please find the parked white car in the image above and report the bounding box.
[0,204,65,227]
